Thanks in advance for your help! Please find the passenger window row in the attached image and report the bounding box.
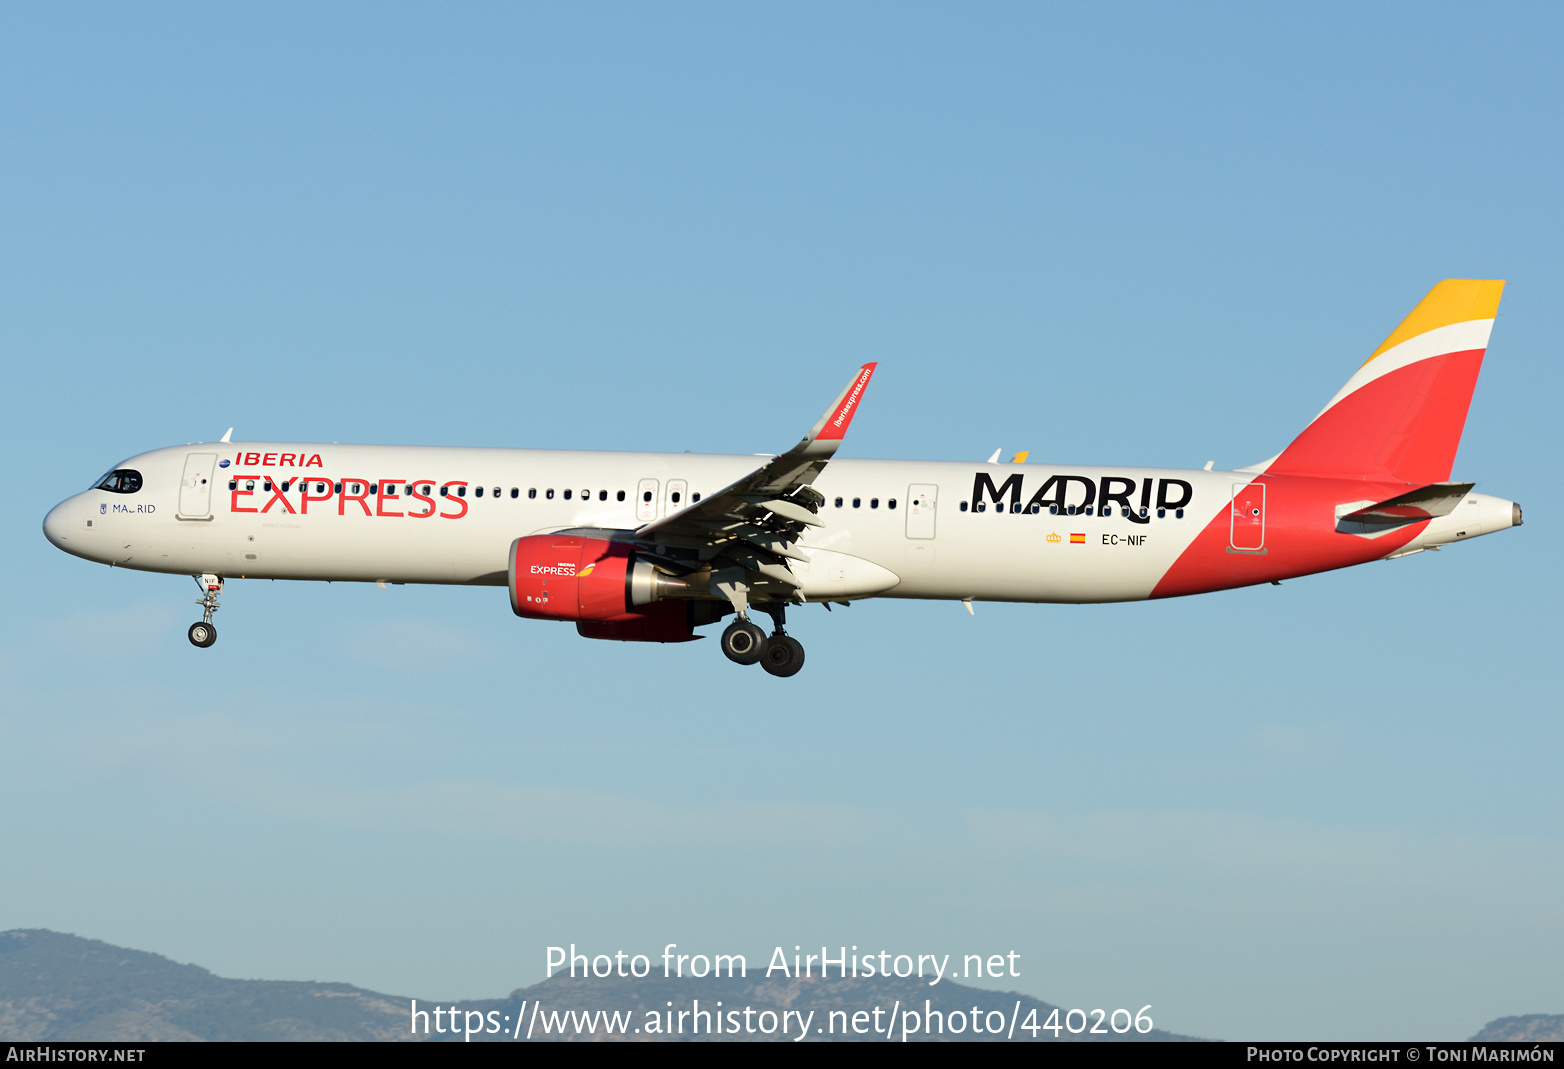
[224,480,702,506]
[958,501,1185,519]
[831,497,898,510]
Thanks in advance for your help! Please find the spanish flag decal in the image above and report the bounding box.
[1070,533,1085,544]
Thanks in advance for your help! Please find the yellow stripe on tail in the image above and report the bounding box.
[1364,279,1504,365]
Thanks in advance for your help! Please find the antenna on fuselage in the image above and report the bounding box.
[220,428,233,443]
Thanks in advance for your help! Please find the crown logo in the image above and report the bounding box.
[1046,531,1061,543]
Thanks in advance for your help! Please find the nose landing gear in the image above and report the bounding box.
[721,604,806,676]
[189,574,222,648]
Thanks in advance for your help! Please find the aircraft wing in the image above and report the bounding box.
[631,363,877,597]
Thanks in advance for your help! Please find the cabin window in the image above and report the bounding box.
[617,490,626,501]
[227,480,236,491]
[692,492,701,502]
[1175,508,1184,519]
[671,492,681,504]
[475,486,483,497]
[369,483,378,494]
[334,483,342,494]
[1156,508,1166,518]
[457,486,466,497]
[439,486,447,497]
[599,490,607,501]
[529,488,537,499]
[869,498,878,509]
[263,480,273,492]
[888,499,897,509]
[852,497,861,508]
[493,488,500,498]
[563,489,572,500]
[960,501,968,512]
[247,481,257,492]
[546,489,554,499]
[511,488,519,499]
[642,491,653,503]
[835,497,843,508]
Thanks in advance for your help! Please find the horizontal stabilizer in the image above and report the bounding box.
[1339,482,1475,528]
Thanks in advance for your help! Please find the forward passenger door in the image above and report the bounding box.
[178,453,218,520]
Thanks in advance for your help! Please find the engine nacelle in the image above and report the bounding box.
[509,535,710,640]
[577,600,701,643]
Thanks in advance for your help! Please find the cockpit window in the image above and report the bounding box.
[94,469,143,494]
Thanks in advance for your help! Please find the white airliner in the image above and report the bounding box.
[43,280,1521,676]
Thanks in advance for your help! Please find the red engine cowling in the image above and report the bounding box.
[508,535,700,642]
[510,535,633,621]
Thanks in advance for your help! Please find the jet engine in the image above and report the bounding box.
[508,535,715,642]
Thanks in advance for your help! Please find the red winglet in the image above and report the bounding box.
[815,363,877,442]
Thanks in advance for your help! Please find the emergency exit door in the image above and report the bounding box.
[636,479,660,523]
[1230,482,1266,551]
[906,484,938,539]
[178,453,218,519]
[664,479,688,516]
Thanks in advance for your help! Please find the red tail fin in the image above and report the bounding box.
[1266,280,1504,484]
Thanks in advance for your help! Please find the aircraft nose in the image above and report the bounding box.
[42,500,72,548]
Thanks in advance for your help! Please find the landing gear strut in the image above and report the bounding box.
[189,573,222,648]
[718,604,806,677]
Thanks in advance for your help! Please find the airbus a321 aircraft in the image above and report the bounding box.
[43,280,1521,677]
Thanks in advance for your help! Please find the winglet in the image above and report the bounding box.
[791,363,877,456]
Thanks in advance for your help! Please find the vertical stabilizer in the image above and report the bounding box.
[1266,279,1504,484]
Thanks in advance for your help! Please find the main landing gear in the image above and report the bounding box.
[720,604,805,678]
[188,573,222,648]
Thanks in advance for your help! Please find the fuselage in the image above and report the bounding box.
[41,441,1520,605]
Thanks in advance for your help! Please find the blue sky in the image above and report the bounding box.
[2,2,1560,1041]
